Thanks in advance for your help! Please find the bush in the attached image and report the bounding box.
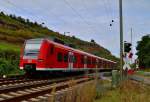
[0,59,13,76]
[0,58,23,76]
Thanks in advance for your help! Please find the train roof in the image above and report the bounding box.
[26,38,116,63]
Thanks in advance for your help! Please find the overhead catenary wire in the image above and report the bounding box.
[4,0,70,30]
[103,0,111,22]
[4,0,116,35]
[32,0,70,26]
[108,0,116,26]
[3,0,85,35]
[81,0,114,32]
[5,0,36,19]
[63,0,91,26]
[106,0,114,20]
[4,0,93,34]
[39,0,70,25]
[63,0,101,34]
[103,0,115,27]
[4,0,46,26]
[81,0,90,15]
[81,0,103,32]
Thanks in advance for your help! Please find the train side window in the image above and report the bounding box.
[105,62,108,68]
[57,52,63,62]
[92,59,94,64]
[50,45,54,54]
[87,58,91,65]
[73,56,77,63]
[104,61,106,67]
[103,61,105,67]
[81,56,84,64]
[99,60,101,67]
[92,59,96,65]
[90,58,92,65]
[87,58,90,64]
[64,54,68,62]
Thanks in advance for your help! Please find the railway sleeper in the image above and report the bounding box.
[0,78,91,102]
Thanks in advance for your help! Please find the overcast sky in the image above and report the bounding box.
[0,0,149,59]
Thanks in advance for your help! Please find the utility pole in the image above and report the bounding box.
[131,28,132,51]
[131,28,133,63]
[119,0,124,79]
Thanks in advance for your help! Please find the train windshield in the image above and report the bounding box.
[24,39,42,59]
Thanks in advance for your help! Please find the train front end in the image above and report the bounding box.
[19,39,47,75]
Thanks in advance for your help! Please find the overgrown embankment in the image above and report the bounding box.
[0,42,24,75]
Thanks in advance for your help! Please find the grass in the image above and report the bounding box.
[0,42,22,76]
[6,69,25,76]
[0,42,20,52]
[143,69,150,72]
[95,80,150,102]
[47,80,97,102]
[135,70,150,78]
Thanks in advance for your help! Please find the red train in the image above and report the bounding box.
[19,38,116,75]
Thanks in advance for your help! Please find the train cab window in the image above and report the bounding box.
[64,54,68,62]
[57,52,63,62]
[24,40,42,58]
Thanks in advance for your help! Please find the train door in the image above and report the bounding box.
[84,56,87,69]
[68,52,74,70]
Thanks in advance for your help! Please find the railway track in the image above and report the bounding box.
[0,76,79,94]
[0,79,38,86]
[0,74,94,102]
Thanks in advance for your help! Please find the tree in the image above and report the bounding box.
[26,19,30,23]
[0,11,4,15]
[34,21,38,26]
[136,34,150,68]
[17,16,26,23]
[91,39,95,43]
[11,14,17,19]
[9,14,13,18]
[72,35,76,39]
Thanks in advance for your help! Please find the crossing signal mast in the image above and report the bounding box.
[123,41,133,71]
[124,41,133,59]
[124,42,132,53]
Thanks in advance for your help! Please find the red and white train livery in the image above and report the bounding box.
[19,38,116,73]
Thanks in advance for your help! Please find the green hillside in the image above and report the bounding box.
[0,11,119,75]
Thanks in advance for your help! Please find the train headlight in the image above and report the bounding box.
[27,59,32,63]
[38,59,44,62]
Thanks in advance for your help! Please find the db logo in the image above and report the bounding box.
[28,59,32,63]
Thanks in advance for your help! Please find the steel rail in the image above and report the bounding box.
[0,77,92,102]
